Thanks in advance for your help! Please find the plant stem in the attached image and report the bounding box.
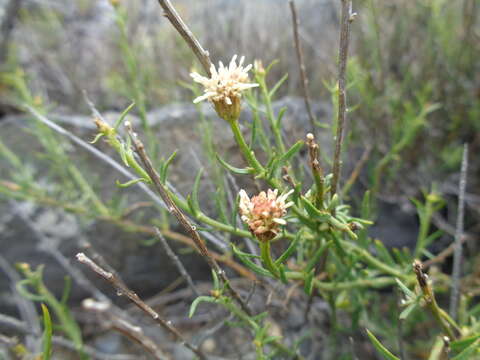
[229,120,265,174]
[331,0,354,196]
[260,241,279,277]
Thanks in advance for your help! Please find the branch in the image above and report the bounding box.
[82,299,168,360]
[289,0,316,135]
[125,122,252,316]
[154,227,200,298]
[331,0,356,196]
[156,0,212,76]
[76,253,207,360]
[449,143,469,320]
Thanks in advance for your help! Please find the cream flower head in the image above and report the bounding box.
[190,55,258,122]
[239,188,294,242]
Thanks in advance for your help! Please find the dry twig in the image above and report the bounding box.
[449,144,469,320]
[331,0,355,196]
[125,123,252,316]
[289,0,316,135]
[156,0,212,75]
[154,227,200,298]
[83,299,168,360]
[76,253,207,360]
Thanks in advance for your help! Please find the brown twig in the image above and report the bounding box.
[154,227,200,298]
[289,0,316,135]
[82,299,168,360]
[331,0,356,196]
[306,133,325,209]
[76,253,207,360]
[156,0,212,76]
[342,144,372,196]
[449,144,469,320]
[125,123,252,316]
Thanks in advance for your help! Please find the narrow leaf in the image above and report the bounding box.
[366,329,401,360]
[216,153,254,175]
[41,304,53,360]
[189,296,216,318]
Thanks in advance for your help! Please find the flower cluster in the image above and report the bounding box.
[190,55,258,122]
[239,189,294,241]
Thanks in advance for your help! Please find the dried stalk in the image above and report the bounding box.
[331,0,355,196]
[156,0,212,76]
[83,299,168,360]
[449,144,468,320]
[125,123,252,316]
[289,0,316,135]
[413,260,460,340]
[306,133,325,209]
[76,253,207,360]
[154,227,200,298]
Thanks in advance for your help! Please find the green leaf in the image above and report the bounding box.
[275,230,302,265]
[90,132,104,144]
[216,153,254,175]
[395,278,415,299]
[366,329,400,360]
[189,296,217,318]
[41,304,53,360]
[399,302,417,320]
[232,244,273,278]
[115,177,146,188]
[114,101,136,130]
[304,270,315,296]
[305,241,331,273]
[451,339,480,360]
[269,74,288,98]
[160,150,178,184]
[274,106,288,128]
[189,168,203,216]
[211,269,220,291]
[451,334,480,353]
[269,140,304,175]
[374,239,396,266]
[60,276,72,306]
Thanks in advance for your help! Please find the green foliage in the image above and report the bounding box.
[16,264,88,359]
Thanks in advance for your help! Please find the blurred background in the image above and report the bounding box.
[0,0,479,358]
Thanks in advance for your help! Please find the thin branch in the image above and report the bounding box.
[125,122,252,316]
[154,227,200,298]
[82,299,168,360]
[449,144,469,320]
[76,253,207,360]
[156,0,212,76]
[342,144,372,196]
[331,0,355,196]
[289,0,316,135]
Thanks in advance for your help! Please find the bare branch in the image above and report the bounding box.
[156,0,212,76]
[154,227,200,298]
[289,0,316,135]
[125,122,252,316]
[449,144,469,320]
[76,253,207,360]
[331,0,355,196]
[83,299,168,360]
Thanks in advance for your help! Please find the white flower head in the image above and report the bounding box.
[239,188,294,241]
[190,55,258,121]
